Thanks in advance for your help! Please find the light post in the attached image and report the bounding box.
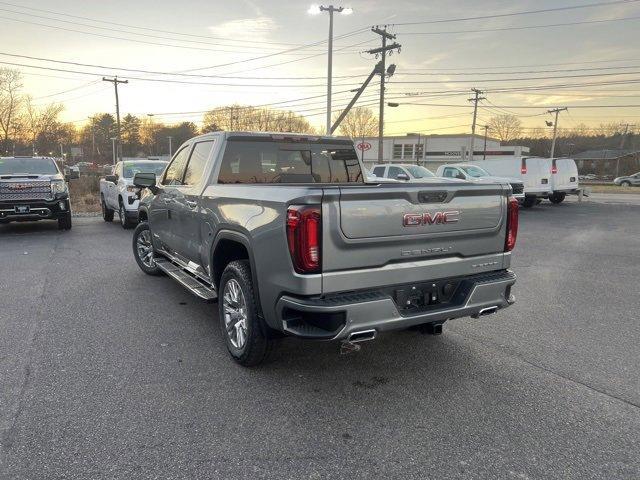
[146,114,155,156]
[167,136,173,158]
[408,132,422,165]
[308,4,353,135]
[110,137,117,165]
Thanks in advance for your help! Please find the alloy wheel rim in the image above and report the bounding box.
[136,229,155,268]
[223,279,248,350]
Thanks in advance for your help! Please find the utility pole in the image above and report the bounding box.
[547,107,568,158]
[468,88,485,161]
[102,76,128,163]
[367,26,401,163]
[620,123,636,149]
[167,136,173,157]
[483,125,489,160]
[110,137,117,165]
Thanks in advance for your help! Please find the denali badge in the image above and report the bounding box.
[403,211,460,227]
[8,183,30,190]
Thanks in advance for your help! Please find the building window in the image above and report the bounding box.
[402,144,413,159]
[393,144,403,159]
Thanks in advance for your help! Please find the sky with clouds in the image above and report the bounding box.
[3,0,640,135]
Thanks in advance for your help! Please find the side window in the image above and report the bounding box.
[184,140,215,186]
[162,146,191,186]
[388,166,404,179]
[442,167,456,178]
[372,166,385,177]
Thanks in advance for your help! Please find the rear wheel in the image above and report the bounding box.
[522,196,537,208]
[57,212,72,230]
[219,260,275,367]
[101,195,114,222]
[132,222,162,275]
[549,192,566,204]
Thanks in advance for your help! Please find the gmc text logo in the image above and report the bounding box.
[403,211,460,227]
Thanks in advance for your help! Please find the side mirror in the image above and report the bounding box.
[105,174,117,183]
[133,172,158,193]
[396,173,410,181]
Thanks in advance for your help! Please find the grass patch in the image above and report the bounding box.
[69,175,101,213]
[588,185,640,194]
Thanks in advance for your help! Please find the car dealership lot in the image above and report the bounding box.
[1,197,639,479]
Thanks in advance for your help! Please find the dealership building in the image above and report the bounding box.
[351,133,529,170]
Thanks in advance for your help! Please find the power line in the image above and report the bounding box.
[395,15,640,35]
[395,64,640,76]
[0,0,357,48]
[387,0,640,26]
[0,7,369,54]
[0,51,367,81]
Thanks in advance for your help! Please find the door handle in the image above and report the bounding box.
[186,200,198,209]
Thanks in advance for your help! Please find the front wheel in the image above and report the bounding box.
[522,196,537,208]
[132,222,162,275]
[549,192,566,204]
[119,202,135,229]
[58,212,72,230]
[621,181,632,187]
[219,260,275,367]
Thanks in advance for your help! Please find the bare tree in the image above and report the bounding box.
[202,105,315,134]
[23,96,64,154]
[488,114,522,142]
[333,107,379,139]
[0,68,23,153]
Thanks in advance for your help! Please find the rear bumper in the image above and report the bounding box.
[0,198,70,222]
[276,269,516,340]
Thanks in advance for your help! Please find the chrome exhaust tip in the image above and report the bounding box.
[477,306,499,317]
[347,329,377,343]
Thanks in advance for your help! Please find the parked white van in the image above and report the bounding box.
[469,157,551,208]
[548,158,580,204]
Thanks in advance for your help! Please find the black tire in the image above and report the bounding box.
[101,195,114,222]
[522,196,537,208]
[58,212,72,230]
[621,181,631,187]
[132,222,163,276]
[549,192,566,204]
[218,260,275,367]
[119,200,135,229]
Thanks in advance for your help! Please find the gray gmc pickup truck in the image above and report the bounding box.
[131,132,518,366]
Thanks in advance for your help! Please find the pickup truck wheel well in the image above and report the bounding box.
[212,240,250,289]
[138,210,148,222]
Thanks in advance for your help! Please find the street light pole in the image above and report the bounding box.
[110,137,117,165]
[309,5,352,135]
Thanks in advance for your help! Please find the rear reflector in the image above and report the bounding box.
[287,205,321,273]
[505,197,519,252]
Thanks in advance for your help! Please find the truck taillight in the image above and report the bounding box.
[287,205,321,274]
[505,196,519,252]
[551,162,558,174]
[520,158,527,175]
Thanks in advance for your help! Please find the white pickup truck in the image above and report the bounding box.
[99,160,167,228]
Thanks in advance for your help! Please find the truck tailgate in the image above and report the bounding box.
[321,182,510,293]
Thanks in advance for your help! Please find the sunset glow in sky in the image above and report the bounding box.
[3,0,640,136]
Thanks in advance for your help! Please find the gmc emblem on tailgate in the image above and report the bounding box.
[403,211,460,227]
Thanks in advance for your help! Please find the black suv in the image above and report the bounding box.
[0,156,72,230]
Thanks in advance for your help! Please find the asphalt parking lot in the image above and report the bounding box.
[1,194,639,480]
